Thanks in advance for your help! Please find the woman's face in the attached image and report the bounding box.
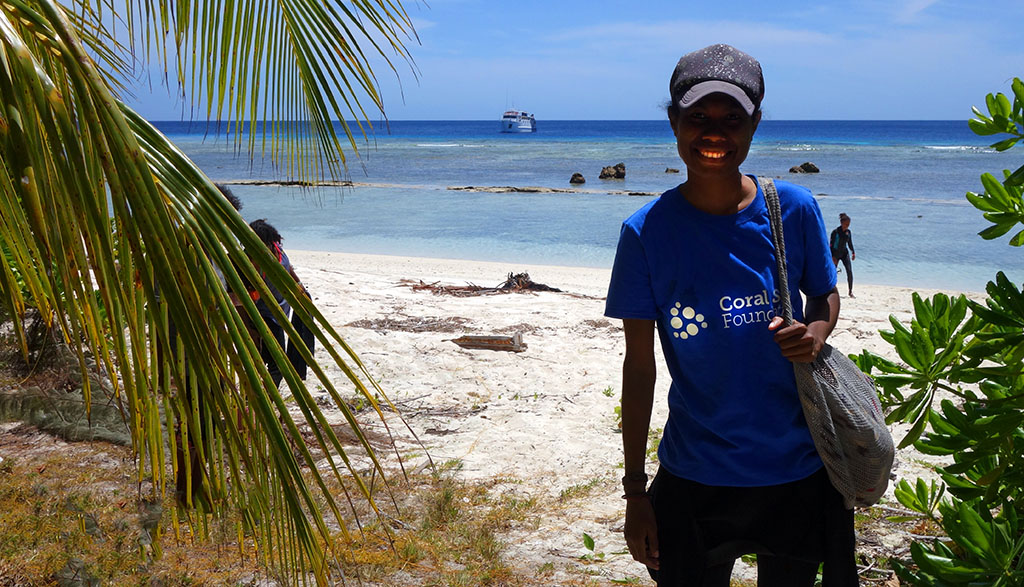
[841,218,851,229]
[669,93,760,180]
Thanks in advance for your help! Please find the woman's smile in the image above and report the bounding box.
[697,147,729,160]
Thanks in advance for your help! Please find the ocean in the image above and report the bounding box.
[157,120,1024,293]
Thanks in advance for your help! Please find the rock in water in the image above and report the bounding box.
[600,162,626,179]
[789,161,820,173]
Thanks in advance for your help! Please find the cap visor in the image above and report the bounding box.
[678,80,756,115]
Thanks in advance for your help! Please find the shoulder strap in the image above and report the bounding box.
[757,177,794,326]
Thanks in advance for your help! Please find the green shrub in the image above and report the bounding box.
[857,77,1024,585]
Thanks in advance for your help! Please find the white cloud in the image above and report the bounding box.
[893,0,941,23]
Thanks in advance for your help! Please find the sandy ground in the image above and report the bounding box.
[282,250,975,585]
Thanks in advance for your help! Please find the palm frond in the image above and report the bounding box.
[100,0,419,180]
[0,0,419,582]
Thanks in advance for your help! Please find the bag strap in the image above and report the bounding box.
[757,177,794,326]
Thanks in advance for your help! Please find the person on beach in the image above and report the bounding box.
[605,44,855,586]
[830,213,856,298]
[249,218,311,386]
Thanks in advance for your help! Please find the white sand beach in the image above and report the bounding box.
[287,249,972,585]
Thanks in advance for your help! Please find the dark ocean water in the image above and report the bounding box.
[157,120,1023,292]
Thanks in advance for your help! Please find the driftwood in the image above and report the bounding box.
[401,272,561,296]
[449,333,528,352]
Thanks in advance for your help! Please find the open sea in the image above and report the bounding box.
[157,120,1024,293]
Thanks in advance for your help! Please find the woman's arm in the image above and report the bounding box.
[620,318,660,569]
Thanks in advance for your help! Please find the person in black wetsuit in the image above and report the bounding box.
[830,213,856,298]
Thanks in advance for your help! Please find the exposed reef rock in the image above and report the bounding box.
[599,162,626,179]
[789,162,820,173]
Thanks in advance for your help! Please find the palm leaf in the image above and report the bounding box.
[0,0,420,582]
[99,0,419,180]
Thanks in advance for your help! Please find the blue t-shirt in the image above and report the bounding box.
[605,177,837,487]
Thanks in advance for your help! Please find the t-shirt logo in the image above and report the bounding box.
[669,302,708,339]
[719,289,780,329]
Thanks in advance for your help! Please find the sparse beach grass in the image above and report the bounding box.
[0,426,549,586]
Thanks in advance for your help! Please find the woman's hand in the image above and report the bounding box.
[624,497,660,570]
[770,288,840,362]
[768,317,824,363]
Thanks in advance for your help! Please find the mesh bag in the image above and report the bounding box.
[759,177,895,508]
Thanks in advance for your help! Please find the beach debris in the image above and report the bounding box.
[789,161,820,173]
[599,162,626,179]
[495,322,542,335]
[346,315,471,333]
[400,272,562,297]
[449,333,528,352]
[570,172,586,184]
[498,272,562,292]
[666,167,680,173]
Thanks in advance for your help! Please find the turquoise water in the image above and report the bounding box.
[158,120,1024,292]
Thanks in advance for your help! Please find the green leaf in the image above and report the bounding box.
[912,292,934,325]
[990,136,1021,152]
[982,173,1013,207]
[1009,229,1024,247]
[1012,78,1024,106]
[986,93,1001,117]
[950,501,995,562]
[583,532,595,552]
[911,541,992,578]
[1006,164,1024,187]
[995,93,1014,118]
[979,222,1016,240]
[901,404,932,448]
[969,118,1001,136]
[966,191,1001,212]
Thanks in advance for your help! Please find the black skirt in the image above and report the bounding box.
[646,466,857,586]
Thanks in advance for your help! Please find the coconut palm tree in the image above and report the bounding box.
[0,0,416,583]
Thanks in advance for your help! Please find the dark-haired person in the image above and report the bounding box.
[249,218,308,386]
[215,183,243,212]
[830,213,856,298]
[605,44,855,586]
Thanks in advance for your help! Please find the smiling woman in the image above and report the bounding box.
[606,44,855,586]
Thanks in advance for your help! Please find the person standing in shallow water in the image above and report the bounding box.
[830,213,856,298]
[604,44,857,586]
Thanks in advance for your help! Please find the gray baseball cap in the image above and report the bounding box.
[670,44,764,115]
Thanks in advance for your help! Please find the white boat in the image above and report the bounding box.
[500,110,536,133]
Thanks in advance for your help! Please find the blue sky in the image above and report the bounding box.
[125,0,1024,121]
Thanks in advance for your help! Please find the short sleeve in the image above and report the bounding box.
[605,223,658,319]
[280,249,294,272]
[799,198,838,297]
